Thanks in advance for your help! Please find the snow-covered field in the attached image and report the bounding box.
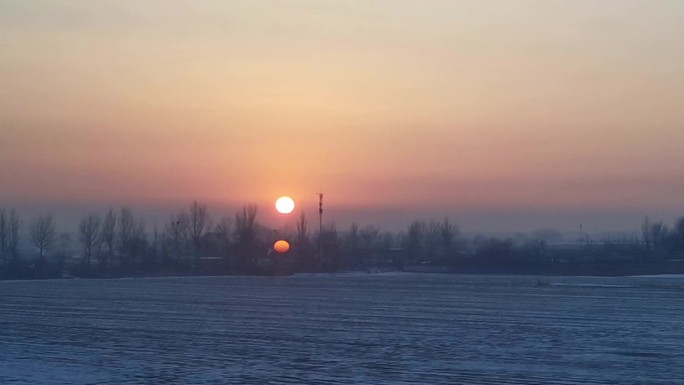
[1,274,683,384]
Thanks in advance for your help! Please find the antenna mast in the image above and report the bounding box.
[316,192,324,259]
[316,192,324,235]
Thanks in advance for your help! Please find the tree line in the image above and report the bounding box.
[1,203,684,279]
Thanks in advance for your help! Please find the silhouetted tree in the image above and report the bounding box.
[379,231,395,250]
[673,217,684,251]
[296,213,308,242]
[293,213,316,271]
[215,216,231,239]
[343,222,361,267]
[100,208,116,269]
[165,211,189,265]
[651,221,668,252]
[79,213,101,271]
[0,209,7,268]
[214,216,232,266]
[189,201,211,265]
[641,217,652,251]
[532,228,564,244]
[31,214,56,263]
[675,217,684,238]
[641,216,667,254]
[235,205,258,243]
[406,220,426,263]
[425,220,442,260]
[440,217,459,260]
[117,208,146,270]
[118,208,133,267]
[347,222,360,250]
[319,223,340,271]
[150,221,160,267]
[234,204,259,268]
[359,225,380,250]
[7,210,20,263]
[475,237,514,265]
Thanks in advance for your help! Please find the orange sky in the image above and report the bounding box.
[1,1,683,232]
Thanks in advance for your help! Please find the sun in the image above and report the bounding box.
[275,196,295,214]
[273,240,290,253]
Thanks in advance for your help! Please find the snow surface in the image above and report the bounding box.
[1,274,684,384]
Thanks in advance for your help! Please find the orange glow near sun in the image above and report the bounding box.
[275,196,295,214]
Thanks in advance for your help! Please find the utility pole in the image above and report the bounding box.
[316,192,324,259]
[317,192,324,235]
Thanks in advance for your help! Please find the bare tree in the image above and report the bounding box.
[7,210,20,262]
[79,214,101,270]
[346,222,359,252]
[641,216,652,251]
[118,208,133,253]
[425,220,442,260]
[673,217,684,251]
[641,216,667,252]
[234,204,258,267]
[214,215,232,264]
[31,214,56,262]
[189,201,211,262]
[131,218,147,266]
[380,231,395,250]
[293,212,311,267]
[165,211,189,264]
[359,225,380,250]
[215,216,231,241]
[406,220,426,263]
[118,208,145,268]
[151,220,159,264]
[319,223,340,271]
[341,222,360,267]
[100,208,116,268]
[440,217,459,256]
[234,204,258,246]
[650,221,667,251]
[675,217,684,239]
[0,209,7,267]
[296,213,308,242]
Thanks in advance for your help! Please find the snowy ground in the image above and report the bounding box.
[1,274,683,384]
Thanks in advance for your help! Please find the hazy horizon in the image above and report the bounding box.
[2,1,683,233]
[2,200,676,238]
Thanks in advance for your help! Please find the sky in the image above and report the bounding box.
[1,0,683,233]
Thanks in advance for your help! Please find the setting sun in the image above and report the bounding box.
[273,240,290,253]
[275,196,295,214]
